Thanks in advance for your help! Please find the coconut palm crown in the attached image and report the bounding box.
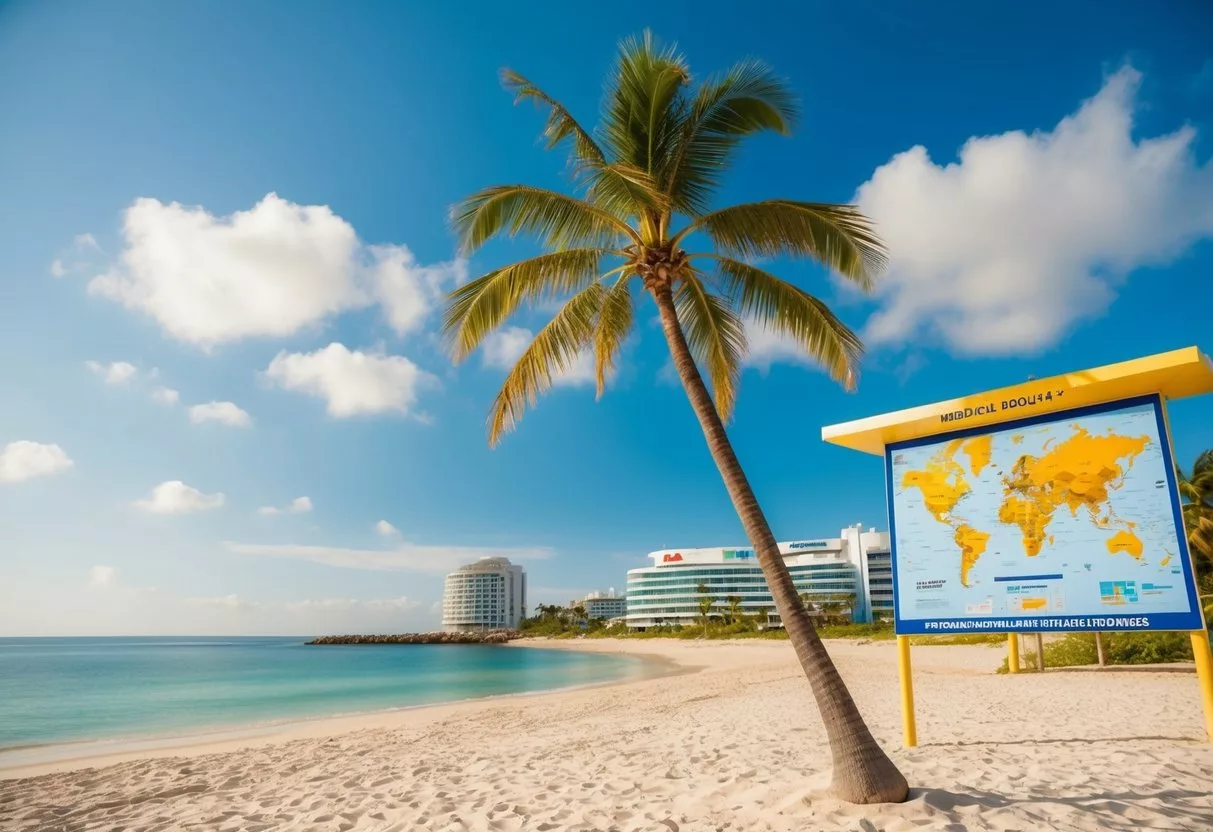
[445,31,883,443]
[443,31,908,804]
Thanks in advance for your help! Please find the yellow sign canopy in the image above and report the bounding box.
[822,346,1213,457]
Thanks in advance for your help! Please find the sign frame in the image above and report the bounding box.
[884,393,1204,636]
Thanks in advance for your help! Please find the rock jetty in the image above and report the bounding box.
[306,630,521,645]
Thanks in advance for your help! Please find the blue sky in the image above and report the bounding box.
[1,0,1211,635]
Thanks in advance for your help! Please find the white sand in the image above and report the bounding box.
[3,638,1212,831]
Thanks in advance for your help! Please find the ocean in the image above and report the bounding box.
[0,637,647,751]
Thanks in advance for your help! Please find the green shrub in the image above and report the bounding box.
[997,631,1198,673]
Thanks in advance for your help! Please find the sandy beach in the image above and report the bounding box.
[3,638,1212,831]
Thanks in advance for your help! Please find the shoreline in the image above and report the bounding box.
[6,638,1212,831]
[0,640,684,780]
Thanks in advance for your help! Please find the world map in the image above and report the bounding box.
[888,399,1192,626]
[900,428,1148,587]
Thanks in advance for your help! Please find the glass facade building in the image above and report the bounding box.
[625,525,891,629]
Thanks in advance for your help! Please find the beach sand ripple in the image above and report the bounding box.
[3,639,1212,831]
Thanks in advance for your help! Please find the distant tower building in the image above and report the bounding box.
[581,589,628,620]
[441,557,527,632]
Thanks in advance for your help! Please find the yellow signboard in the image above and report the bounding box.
[822,346,1213,456]
[820,346,1213,748]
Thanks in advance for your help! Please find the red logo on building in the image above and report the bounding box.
[662,553,683,563]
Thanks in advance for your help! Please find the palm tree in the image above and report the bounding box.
[1178,450,1213,573]
[726,595,743,625]
[442,31,907,803]
[1178,450,1213,624]
[696,582,715,636]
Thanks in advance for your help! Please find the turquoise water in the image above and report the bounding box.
[0,637,646,749]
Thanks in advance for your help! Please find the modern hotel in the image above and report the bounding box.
[441,557,528,632]
[625,524,892,629]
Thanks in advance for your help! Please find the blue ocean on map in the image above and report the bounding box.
[0,637,647,750]
[890,399,1195,628]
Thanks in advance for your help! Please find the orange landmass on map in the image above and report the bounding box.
[960,436,993,477]
[1000,425,1149,560]
[1106,529,1144,559]
[997,495,1049,556]
[900,438,971,523]
[954,524,990,587]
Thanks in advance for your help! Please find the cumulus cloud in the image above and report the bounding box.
[264,342,435,417]
[151,386,180,405]
[855,66,1213,355]
[481,327,597,387]
[0,441,74,484]
[258,496,313,516]
[134,480,225,514]
[371,245,467,336]
[188,401,253,427]
[225,540,553,575]
[89,565,116,588]
[375,519,400,537]
[85,193,464,347]
[86,360,138,385]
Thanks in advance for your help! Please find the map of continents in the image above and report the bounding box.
[900,424,1150,587]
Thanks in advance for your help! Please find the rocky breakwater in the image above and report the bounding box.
[306,630,521,645]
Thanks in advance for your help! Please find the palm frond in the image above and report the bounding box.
[502,69,606,167]
[443,249,606,361]
[453,185,638,255]
[677,200,887,289]
[500,69,667,222]
[592,276,635,398]
[486,282,605,446]
[674,273,746,420]
[709,255,863,390]
[600,30,691,178]
[665,59,798,213]
[584,162,669,222]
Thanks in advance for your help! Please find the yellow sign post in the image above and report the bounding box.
[822,347,1213,747]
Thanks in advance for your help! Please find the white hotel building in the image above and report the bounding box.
[625,524,892,629]
[441,557,527,632]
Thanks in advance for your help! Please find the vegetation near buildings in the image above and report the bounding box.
[1178,450,1213,622]
[998,631,1197,673]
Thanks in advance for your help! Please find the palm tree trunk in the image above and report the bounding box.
[652,285,909,804]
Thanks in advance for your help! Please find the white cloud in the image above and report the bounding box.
[284,596,420,613]
[89,565,116,588]
[481,326,533,370]
[371,244,467,336]
[0,581,438,637]
[86,360,138,385]
[188,401,253,427]
[186,594,254,610]
[51,233,101,278]
[741,318,817,372]
[258,496,313,516]
[151,386,180,405]
[856,66,1213,356]
[225,540,553,575]
[0,441,73,484]
[481,327,597,387]
[375,519,400,537]
[134,480,225,514]
[264,342,434,417]
[85,193,464,347]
